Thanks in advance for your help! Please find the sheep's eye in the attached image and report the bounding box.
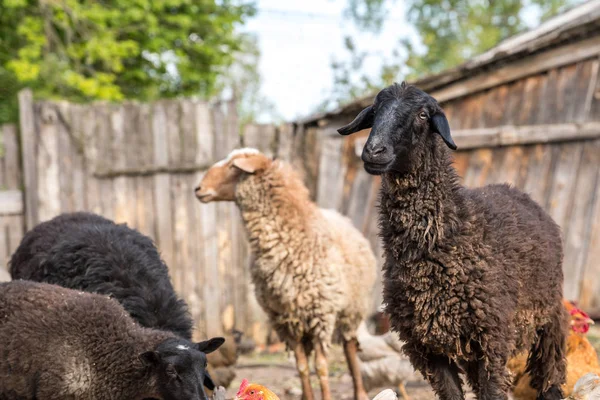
[250,391,255,395]
[418,112,428,120]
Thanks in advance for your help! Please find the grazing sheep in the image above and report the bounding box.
[9,212,194,340]
[194,148,377,400]
[0,280,224,400]
[338,82,567,400]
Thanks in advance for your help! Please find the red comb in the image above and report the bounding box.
[237,379,250,396]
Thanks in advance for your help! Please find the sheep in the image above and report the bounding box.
[0,280,225,400]
[9,212,194,340]
[194,148,377,400]
[338,82,567,400]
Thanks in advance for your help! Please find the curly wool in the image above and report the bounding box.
[0,280,173,399]
[9,212,194,340]
[235,160,377,349]
[379,139,567,397]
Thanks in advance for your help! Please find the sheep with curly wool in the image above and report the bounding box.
[338,82,567,400]
[195,148,377,400]
[9,212,194,340]
[0,280,224,400]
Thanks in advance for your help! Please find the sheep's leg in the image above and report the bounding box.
[526,308,567,400]
[315,342,332,400]
[476,357,510,400]
[422,355,464,400]
[398,382,411,400]
[293,342,315,400]
[343,338,369,400]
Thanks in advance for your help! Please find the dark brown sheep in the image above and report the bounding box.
[0,280,224,400]
[338,82,567,400]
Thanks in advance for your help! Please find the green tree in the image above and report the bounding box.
[323,0,581,110]
[0,0,255,123]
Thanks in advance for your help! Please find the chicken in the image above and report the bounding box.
[233,379,399,400]
[509,300,600,400]
[564,373,600,400]
[234,379,281,400]
[357,320,423,400]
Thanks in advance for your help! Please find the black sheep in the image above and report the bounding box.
[9,212,193,340]
[338,82,567,400]
[0,280,224,400]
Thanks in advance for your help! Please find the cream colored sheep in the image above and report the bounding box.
[195,148,377,400]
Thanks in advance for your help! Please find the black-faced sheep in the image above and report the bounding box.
[9,212,193,340]
[338,82,567,400]
[0,280,224,400]
[194,148,377,400]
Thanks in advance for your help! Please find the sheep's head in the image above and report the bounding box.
[338,82,456,175]
[194,148,270,203]
[140,336,225,400]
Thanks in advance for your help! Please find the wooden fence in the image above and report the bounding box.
[3,65,600,342]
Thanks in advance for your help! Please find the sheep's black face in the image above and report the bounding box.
[140,337,225,400]
[338,82,456,175]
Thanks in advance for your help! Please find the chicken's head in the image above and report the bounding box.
[564,300,595,334]
[235,379,280,400]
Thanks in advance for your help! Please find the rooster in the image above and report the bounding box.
[508,300,599,400]
[233,379,399,400]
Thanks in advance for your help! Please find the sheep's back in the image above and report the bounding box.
[9,213,193,340]
[0,281,170,398]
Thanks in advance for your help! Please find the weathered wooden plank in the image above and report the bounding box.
[243,124,277,156]
[6,214,24,258]
[199,200,221,338]
[152,102,174,268]
[188,173,205,338]
[500,79,526,126]
[95,104,116,220]
[452,122,600,150]
[276,123,294,162]
[316,136,346,210]
[217,201,233,334]
[56,102,75,212]
[195,102,215,165]
[68,105,86,212]
[82,106,102,214]
[545,143,584,230]
[36,103,62,222]
[432,35,600,103]
[180,100,198,165]
[112,104,133,225]
[452,152,471,183]
[18,89,38,228]
[578,141,600,308]
[0,190,23,215]
[582,57,600,121]
[0,220,7,268]
[225,100,240,155]
[2,124,20,190]
[166,101,183,166]
[135,104,156,240]
[495,146,525,186]
[462,149,494,188]
[562,141,600,301]
[171,174,189,301]
[522,144,557,205]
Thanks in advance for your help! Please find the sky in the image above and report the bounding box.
[241,0,549,123]
[243,0,419,122]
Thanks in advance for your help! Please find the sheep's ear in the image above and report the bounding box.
[139,351,160,367]
[337,105,374,135]
[431,113,457,150]
[203,370,216,390]
[196,337,225,354]
[232,156,266,174]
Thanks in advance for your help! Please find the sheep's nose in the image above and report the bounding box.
[366,146,386,156]
[194,185,201,193]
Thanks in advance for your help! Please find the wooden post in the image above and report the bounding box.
[18,89,37,229]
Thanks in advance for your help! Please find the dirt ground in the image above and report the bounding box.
[224,326,600,400]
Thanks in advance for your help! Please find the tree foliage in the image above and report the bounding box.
[324,0,581,110]
[0,0,255,123]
